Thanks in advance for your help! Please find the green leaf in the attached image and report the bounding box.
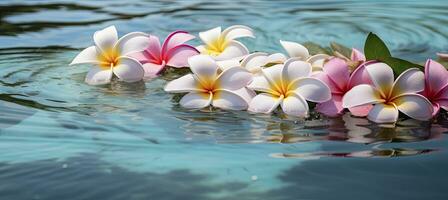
[364,32,391,60]
[330,42,352,59]
[383,57,423,76]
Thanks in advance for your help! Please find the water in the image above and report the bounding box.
[1,0,448,199]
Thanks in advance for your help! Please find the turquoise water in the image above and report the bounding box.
[1,0,448,199]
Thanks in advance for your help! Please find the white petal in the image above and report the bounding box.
[267,53,287,64]
[233,87,256,104]
[214,41,249,61]
[199,27,222,47]
[112,57,144,82]
[281,93,309,117]
[180,92,212,109]
[248,93,282,113]
[212,89,248,110]
[241,52,268,73]
[366,62,394,96]
[342,84,384,108]
[164,74,202,93]
[247,74,272,93]
[391,68,424,98]
[306,54,330,71]
[216,59,240,71]
[196,45,207,54]
[94,26,118,53]
[216,67,253,90]
[188,55,218,80]
[367,103,399,123]
[290,77,331,103]
[85,66,113,85]
[279,40,309,60]
[394,94,433,121]
[261,64,283,90]
[70,46,99,65]
[115,32,150,56]
[221,25,255,41]
[282,58,312,82]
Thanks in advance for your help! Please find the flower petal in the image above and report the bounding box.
[261,64,283,91]
[291,77,331,103]
[165,44,199,68]
[342,84,383,108]
[313,72,343,94]
[365,62,394,96]
[306,54,330,71]
[180,92,212,109]
[391,68,424,98]
[282,58,312,82]
[188,55,218,80]
[267,53,287,64]
[233,87,256,104]
[247,74,272,93]
[70,46,100,65]
[248,93,282,114]
[85,66,113,85]
[316,95,344,117]
[221,25,255,41]
[142,63,165,78]
[216,59,241,71]
[425,59,448,95]
[437,53,448,60]
[214,40,249,61]
[348,61,373,88]
[94,25,118,53]
[394,94,433,121]
[367,103,399,123]
[164,74,202,93]
[241,52,268,73]
[322,57,350,91]
[216,67,253,90]
[350,48,366,61]
[199,27,221,47]
[112,57,144,82]
[281,93,309,117]
[279,40,309,60]
[115,32,151,56]
[212,89,248,110]
[348,105,373,117]
[142,35,162,61]
[162,31,195,55]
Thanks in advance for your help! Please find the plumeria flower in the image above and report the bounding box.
[196,25,255,61]
[421,59,448,116]
[217,52,287,74]
[70,26,150,85]
[247,58,331,117]
[131,30,199,78]
[279,40,330,71]
[334,48,366,71]
[437,52,448,60]
[314,57,372,117]
[164,55,254,110]
[343,62,433,123]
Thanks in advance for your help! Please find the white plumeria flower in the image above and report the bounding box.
[164,55,254,110]
[70,26,150,85]
[196,25,255,61]
[279,40,330,71]
[216,52,286,74]
[247,58,331,117]
[342,63,433,123]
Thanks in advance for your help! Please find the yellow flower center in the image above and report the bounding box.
[197,77,221,99]
[98,48,120,69]
[270,79,294,99]
[204,37,227,56]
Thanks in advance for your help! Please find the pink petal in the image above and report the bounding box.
[129,51,159,64]
[348,60,375,88]
[313,72,344,94]
[348,104,372,117]
[161,30,195,56]
[424,59,448,95]
[431,102,441,116]
[316,95,344,117]
[142,62,166,78]
[322,57,350,92]
[350,48,366,61]
[144,35,162,62]
[165,44,199,68]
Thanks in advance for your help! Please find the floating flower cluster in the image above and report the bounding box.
[71,25,448,124]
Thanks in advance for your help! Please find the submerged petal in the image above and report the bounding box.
[212,89,248,110]
[165,44,199,68]
[291,77,331,103]
[281,93,309,117]
[85,66,113,85]
[94,25,118,53]
[248,93,282,114]
[216,67,253,90]
[180,92,212,109]
[112,57,144,82]
[213,40,249,61]
[279,40,309,60]
[342,84,383,108]
[115,32,151,56]
[367,103,399,123]
[70,46,100,65]
[164,74,202,93]
[394,94,433,121]
[221,25,255,41]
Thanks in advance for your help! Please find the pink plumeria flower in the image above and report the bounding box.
[164,55,254,110]
[131,31,199,78]
[314,57,372,117]
[70,26,150,85]
[421,59,448,116]
[247,58,331,117]
[343,62,433,123]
